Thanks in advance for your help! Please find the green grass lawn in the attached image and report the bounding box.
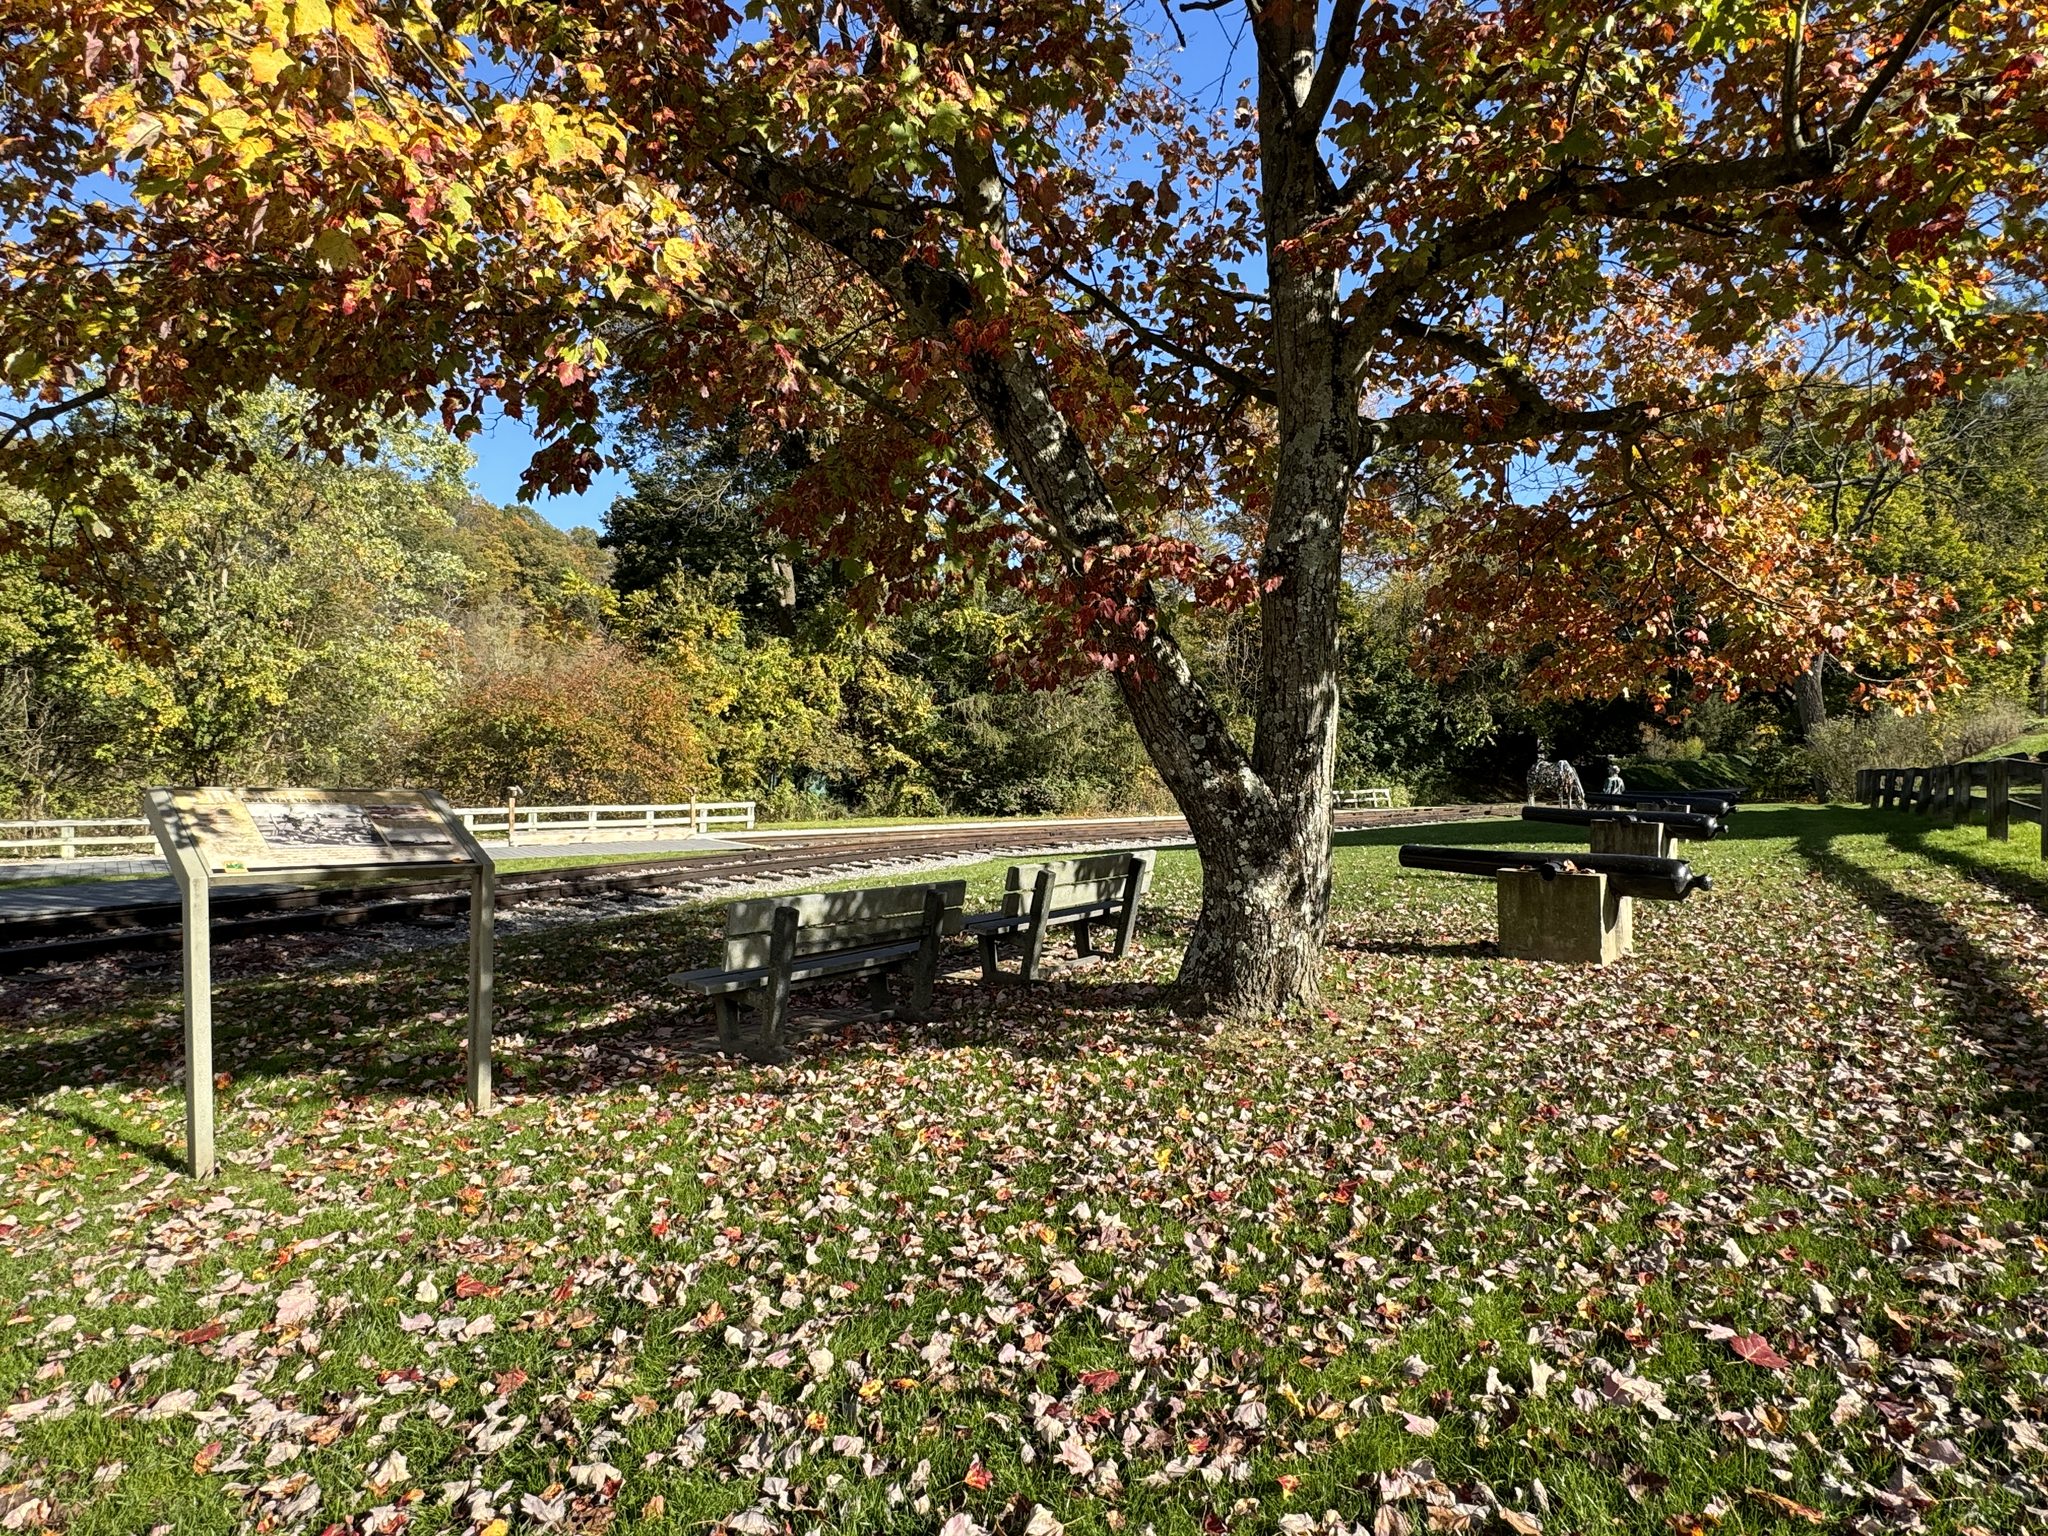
[3,807,2046,1535]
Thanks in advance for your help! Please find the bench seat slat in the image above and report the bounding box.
[671,938,923,995]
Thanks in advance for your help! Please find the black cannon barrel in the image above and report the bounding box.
[1520,805,1724,840]
[1586,790,1739,817]
[1398,845,1713,901]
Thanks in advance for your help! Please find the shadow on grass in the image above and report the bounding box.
[44,1105,185,1171]
[1788,819,2048,1137]
[1331,937,1497,960]
[1333,816,1561,852]
[1880,825,2048,918]
[0,902,1200,1115]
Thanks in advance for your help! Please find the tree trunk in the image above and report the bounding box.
[731,27,1354,1017]
[1792,653,1826,738]
[1173,786,1331,1016]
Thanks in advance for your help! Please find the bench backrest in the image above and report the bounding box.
[1002,850,1155,917]
[722,879,968,970]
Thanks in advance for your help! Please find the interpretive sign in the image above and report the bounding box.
[166,787,474,873]
[143,787,496,1177]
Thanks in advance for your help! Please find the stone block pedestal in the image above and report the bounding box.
[1589,819,1668,857]
[1497,868,1632,965]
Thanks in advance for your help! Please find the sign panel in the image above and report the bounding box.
[168,787,472,874]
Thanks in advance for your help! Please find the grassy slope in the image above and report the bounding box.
[2,808,2046,1535]
[1969,728,2048,760]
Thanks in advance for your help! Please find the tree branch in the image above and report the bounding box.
[1299,0,1366,137]
[0,385,114,451]
[1838,0,1955,145]
[1386,313,1546,412]
[1781,0,1810,147]
[1050,261,1276,404]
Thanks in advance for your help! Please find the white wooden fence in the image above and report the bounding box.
[0,817,158,859]
[456,801,756,843]
[1333,788,1395,810]
[0,800,757,860]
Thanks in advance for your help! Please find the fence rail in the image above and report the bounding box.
[0,799,757,860]
[1860,757,2048,857]
[0,817,158,859]
[1333,788,1395,810]
[456,801,757,842]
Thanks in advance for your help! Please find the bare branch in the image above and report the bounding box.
[1299,0,1366,137]
[1781,0,1810,147]
[0,385,114,452]
[1838,0,1956,145]
[1050,261,1277,404]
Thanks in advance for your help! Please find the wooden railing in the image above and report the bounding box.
[1860,758,2048,854]
[1333,788,1395,810]
[0,799,758,860]
[0,817,158,859]
[456,801,756,843]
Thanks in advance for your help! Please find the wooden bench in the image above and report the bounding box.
[668,879,967,1058]
[963,851,1155,982]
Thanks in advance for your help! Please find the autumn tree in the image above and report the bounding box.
[5,1,2046,1014]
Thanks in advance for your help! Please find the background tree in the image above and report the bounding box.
[7,1,2047,1013]
[406,644,714,804]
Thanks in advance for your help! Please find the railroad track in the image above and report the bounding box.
[0,804,1513,973]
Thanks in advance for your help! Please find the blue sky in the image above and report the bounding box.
[466,3,1257,536]
[467,408,631,533]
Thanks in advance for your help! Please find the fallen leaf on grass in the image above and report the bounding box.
[1729,1334,1791,1371]
[274,1283,318,1327]
[1745,1488,1827,1525]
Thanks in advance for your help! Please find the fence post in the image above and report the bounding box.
[1990,760,2012,841]
[59,821,77,859]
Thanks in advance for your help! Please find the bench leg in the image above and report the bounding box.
[712,993,745,1052]
[907,890,942,1020]
[755,907,797,1062]
[867,971,894,1011]
[1072,918,1092,957]
[1021,867,1056,984]
[977,933,1001,984]
[1112,856,1149,959]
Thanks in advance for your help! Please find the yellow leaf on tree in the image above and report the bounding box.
[292,0,331,37]
[248,43,291,84]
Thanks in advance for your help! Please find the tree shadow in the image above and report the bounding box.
[1333,818,1560,852]
[1331,937,1497,961]
[1877,823,2048,921]
[1791,823,2048,1138]
[0,914,1195,1121]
